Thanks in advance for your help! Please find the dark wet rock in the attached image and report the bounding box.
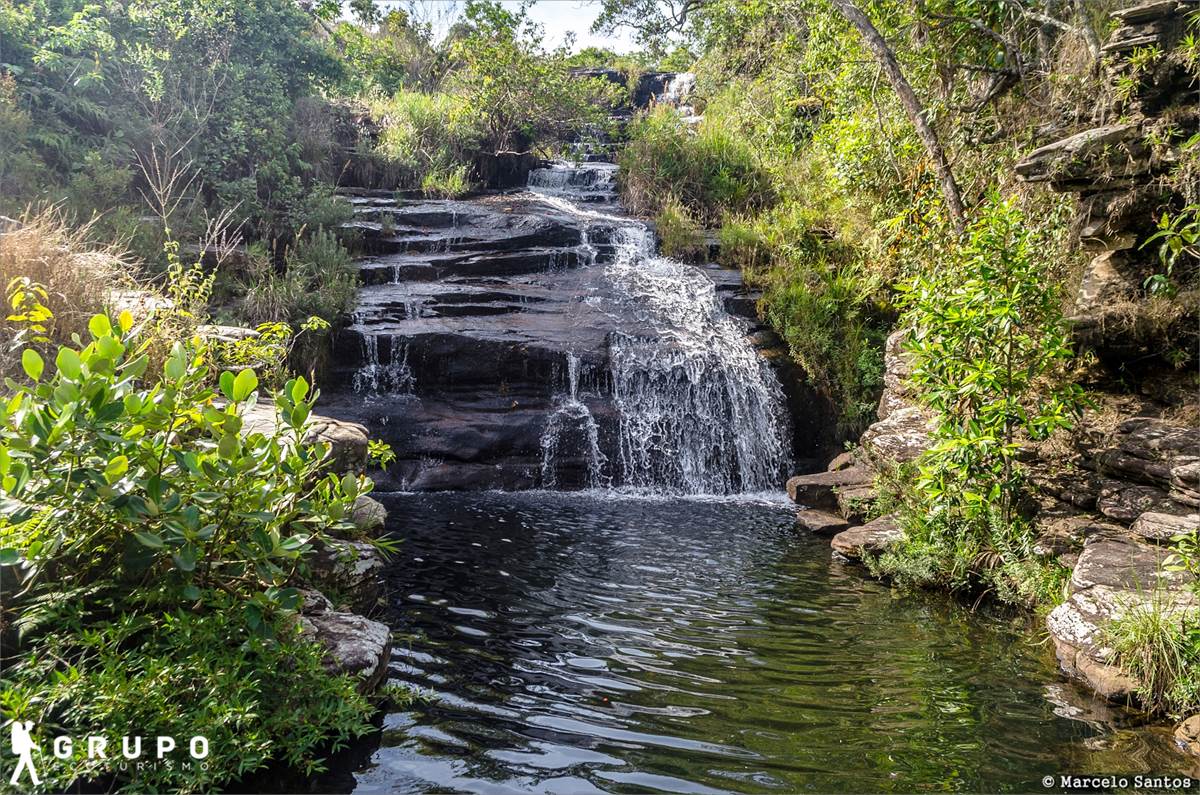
[324,179,827,491]
[308,539,384,612]
[831,515,902,561]
[473,152,544,189]
[299,611,391,694]
[632,72,675,107]
[795,509,851,536]
[1131,510,1200,542]
[787,465,872,509]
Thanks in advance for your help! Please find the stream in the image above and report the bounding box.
[316,492,1182,794]
[313,159,1187,792]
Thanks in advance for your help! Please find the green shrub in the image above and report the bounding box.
[240,229,357,327]
[655,195,706,261]
[370,89,484,192]
[618,105,773,223]
[1105,595,1200,716]
[0,310,378,791]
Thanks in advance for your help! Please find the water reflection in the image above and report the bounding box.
[317,492,1187,794]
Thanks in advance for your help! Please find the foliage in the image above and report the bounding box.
[444,1,622,155]
[898,198,1083,530]
[655,195,706,261]
[239,229,357,328]
[0,310,377,790]
[370,89,484,193]
[618,104,773,223]
[0,208,125,374]
[1141,201,1200,297]
[1104,595,1200,716]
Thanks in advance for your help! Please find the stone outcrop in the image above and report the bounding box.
[351,494,388,536]
[1047,531,1196,703]
[1014,0,1198,368]
[831,515,902,561]
[299,608,391,695]
[241,403,369,473]
[308,538,384,613]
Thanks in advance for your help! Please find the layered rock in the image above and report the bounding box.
[1014,0,1199,367]
[1047,531,1196,703]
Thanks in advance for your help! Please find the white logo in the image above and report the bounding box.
[9,720,40,786]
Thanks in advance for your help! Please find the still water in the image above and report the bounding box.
[318,492,1186,794]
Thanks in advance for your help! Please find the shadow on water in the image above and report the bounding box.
[293,491,1192,794]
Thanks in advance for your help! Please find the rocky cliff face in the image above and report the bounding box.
[788,0,1200,716]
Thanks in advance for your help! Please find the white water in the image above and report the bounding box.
[529,165,792,494]
[539,354,609,489]
[352,333,415,396]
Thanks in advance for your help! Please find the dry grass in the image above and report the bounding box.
[0,207,134,374]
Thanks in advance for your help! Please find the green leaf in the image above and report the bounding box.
[219,371,236,401]
[21,349,44,381]
[103,455,129,484]
[0,548,19,566]
[172,546,197,572]
[55,348,82,380]
[88,314,112,339]
[132,531,165,549]
[232,368,258,402]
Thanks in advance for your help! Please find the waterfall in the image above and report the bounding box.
[529,167,793,494]
[352,333,414,396]
[539,354,609,489]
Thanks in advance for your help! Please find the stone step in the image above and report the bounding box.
[831,515,902,561]
[795,509,851,536]
[786,465,872,509]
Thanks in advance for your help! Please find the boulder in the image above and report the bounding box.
[795,509,851,536]
[1177,715,1200,758]
[299,611,391,694]
[196,324,261,343]
[350,494,388,536]
[308,539,384,612]
[859,406,934,465]
[786,465,872,509]
[241,404,370,474]
[877,329,916,421]
[1130,511,1200,543]
[831,515,903,561]
[1014,124,1150,190]
[836,484,878,524]
[1047,531,1197,704]
[1074,251,1142,312]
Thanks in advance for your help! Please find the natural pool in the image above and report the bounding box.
[316,491,1187,794]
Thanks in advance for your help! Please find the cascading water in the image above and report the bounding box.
[352,333,414,396]
[529,164,793,494]
[539,354,608,489]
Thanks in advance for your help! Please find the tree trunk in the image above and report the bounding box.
[828,0,967,234]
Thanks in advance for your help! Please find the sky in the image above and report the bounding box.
[363,0,639,53]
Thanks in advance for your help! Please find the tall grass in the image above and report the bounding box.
[370,90,483,196]
[0,207,130,373]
